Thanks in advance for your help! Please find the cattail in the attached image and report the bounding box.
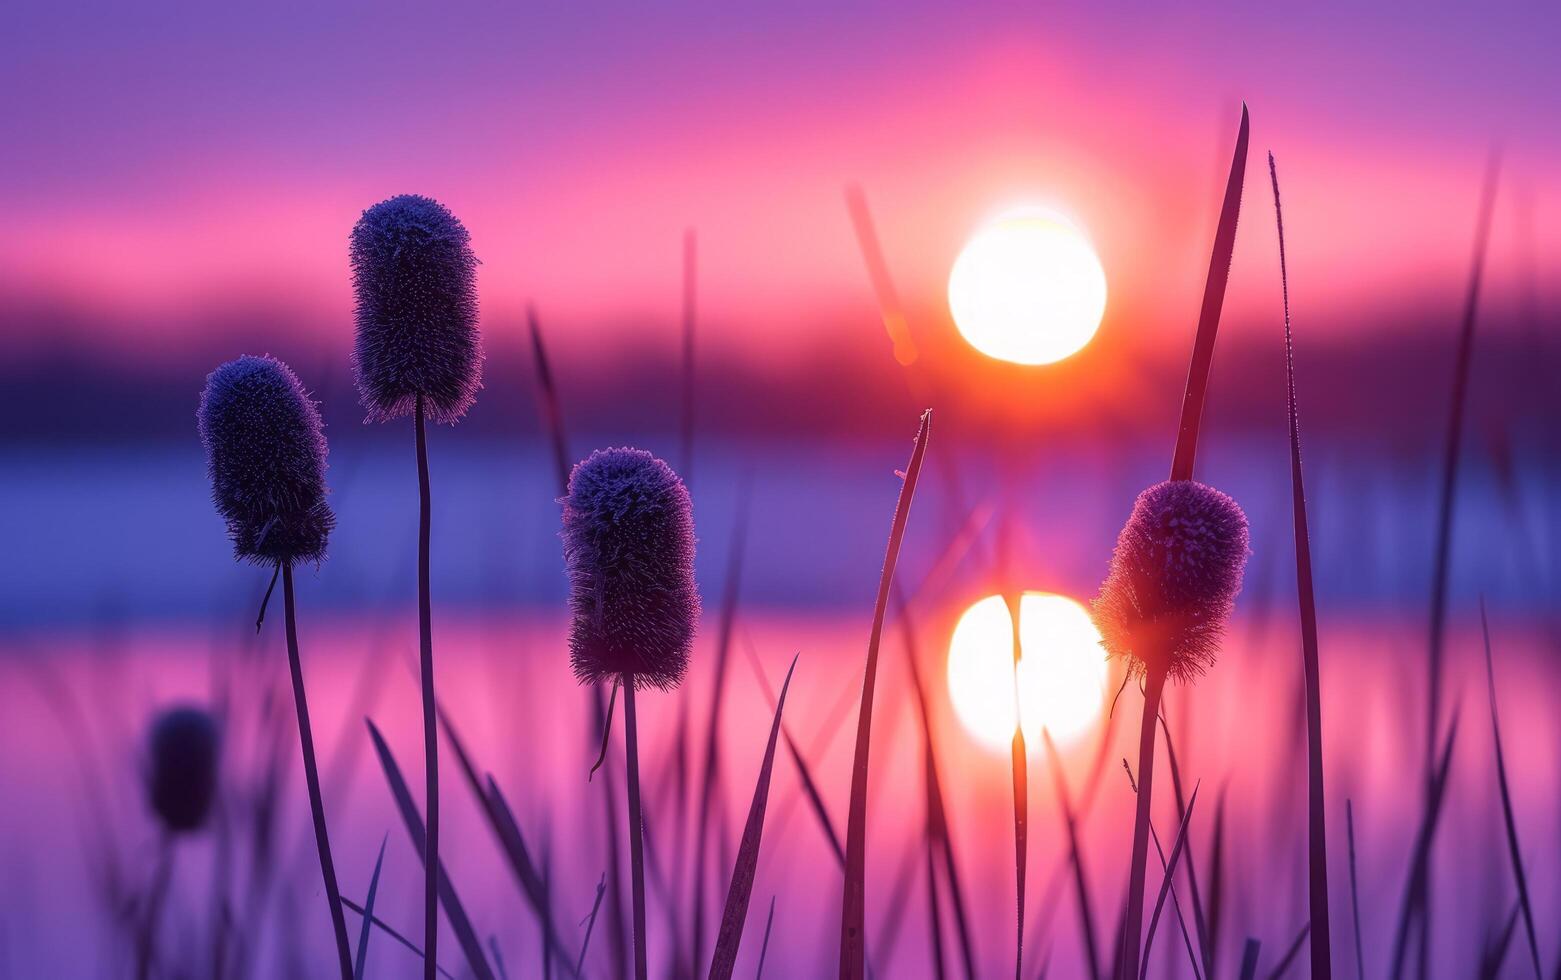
[562,447,700,691]
[197,354,354,979]
[350,193,482,424]
[146,706,219,834]
[197,355,333,565]
[562,447,699,980]
[1092,479,1249,682]
[350,192,481,980]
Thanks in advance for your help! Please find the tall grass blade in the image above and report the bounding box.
[577,873,608,977]
[743,640,845,867]
[1170,103,1249,482]
[844,184,918,367]
[1140,782,1202,979]
[526,305,573,495]
[1208,788,1229,980]
[1388,712,1461,980]
[1345,801,1365,980]
[1267,924,1311,980]
[1006,590,1028,980]
[340,896,458,980]
[1240,939,1262,980]
[434,701,577,975]
[365,718,497,980]
[1269,150,1333,980]
[896,586,978,978]
[1480,601,1541,978]
[708,654,800,979]
[695,484,753,966]
[1423,150,1499,767]
[1476,904,1519,980]
[755,896,777,980]
[839,409,932,980]
[353,834,389,980]
[1157,715,1214,976]
[1040,730,1104,980]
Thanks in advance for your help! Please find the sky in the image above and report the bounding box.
[3,1,1559,367]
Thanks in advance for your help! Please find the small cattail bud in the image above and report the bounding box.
[146,706,220,834]
[562,448,700,690]
[350,194,482,424]
[198,355,334,566]
[1092,480,1250,681]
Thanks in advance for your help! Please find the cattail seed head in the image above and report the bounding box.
[146,706,220,834]
[350,194,482,424]
[562,448,700,691]
[198,355,334,566]
[1092,480,1250,681]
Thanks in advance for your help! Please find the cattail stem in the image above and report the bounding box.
[622,673,650,980]
[415,393,440,980]
[1120,669,1166,980]
[282,563,355,980]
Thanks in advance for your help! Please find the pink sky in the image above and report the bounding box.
[3,3,1558,364]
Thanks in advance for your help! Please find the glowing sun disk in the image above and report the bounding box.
[947,211,1107,365]
[946,592,1108,751]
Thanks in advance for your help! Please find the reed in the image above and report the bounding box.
[351,193,482,978]
[563,448,701,980]
[1269,150,1333,980]
[838,410,932,980]
[1096,104,1250,980]
[197,354,352,979]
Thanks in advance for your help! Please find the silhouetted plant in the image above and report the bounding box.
[351,193,482,979]
[563,447,699,979]
[146,705,219,834]
[198,354,353,979]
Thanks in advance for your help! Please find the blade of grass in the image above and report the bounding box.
[1157,714,1214,977]
[490,938,510,980]
[844,184,919,367]
[1208,788,1229,980]
[1269,150,1333,980]
[755,896,777,980]
[1170,103,1249,482]
[1480,600,1541,978]
[694,483,753,967]
[895,586,978,978]
[353,834,389,980]
[1388,712,1461,980]
[708,654,800,979]
[526,305,573,495]
[365,718,496,980]
[1267,923,1311,980]
[1240,939,1262,980]
[839,409,932,980]
[340,896,458,980]
[1004,591,1028,980]
[1423,150,1500,769]
[743,639,845,867]
[1040,730,1104,980]
[576,872,608,977]
[1476,903,1519,980]
[1140,783,1202,980]
[435,701,576,976]
[1346,801,1365,980]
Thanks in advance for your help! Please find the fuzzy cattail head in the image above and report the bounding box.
[350,194,482,424]
[146,706,220,834]
[198,355,334,566]
[1093,480,1250,681]
[562,448,699,691]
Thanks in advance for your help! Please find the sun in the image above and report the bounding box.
[946,592,1109,751]
[947,210,1107,365]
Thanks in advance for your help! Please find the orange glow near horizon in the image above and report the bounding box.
[947,592,1109,752]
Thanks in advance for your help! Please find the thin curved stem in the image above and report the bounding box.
[622,673,649,980]
[282,563,355,979]
[1119,670,1166,980]
[415,393,440,980]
